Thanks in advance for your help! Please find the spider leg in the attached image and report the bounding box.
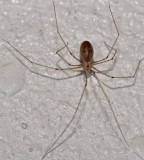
[56,42,81,67]
[2,40,81,71]
[103,41,117,54]
[53,1,81,62]
[41,71,87,160]
[93,58,144,78]
[93,42,117,65]
[91,70,129,146]
[93,2,119,63]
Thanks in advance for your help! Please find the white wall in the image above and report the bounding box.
[0,0,144,160]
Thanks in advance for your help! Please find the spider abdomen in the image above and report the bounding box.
[80,41,93,62]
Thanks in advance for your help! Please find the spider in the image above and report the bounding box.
[2,1,144,160]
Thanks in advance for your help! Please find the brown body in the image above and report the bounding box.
[80,41,93,70]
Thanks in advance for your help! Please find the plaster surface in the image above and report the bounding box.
[0,0,144,160]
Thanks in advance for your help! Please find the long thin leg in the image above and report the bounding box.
[41,71,88,160]
[103,41,117,54]
[92,42,117,65]
[93,58,144,78]
[53,1,81,62]
[91,70,129,146]
[56,43,81,67]
[93,2,119,63]
[93,55,116,65]
[2,39,81,71]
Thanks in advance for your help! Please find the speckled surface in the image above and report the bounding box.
[0,0,144,160]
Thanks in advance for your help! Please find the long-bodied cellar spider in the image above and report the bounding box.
[2,1,144,160]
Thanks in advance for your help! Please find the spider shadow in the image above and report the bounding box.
[46,59,119,153]
[47,89,87,153]
[2,45,83,81]
[3,45,144,160]
[43,57,119,153]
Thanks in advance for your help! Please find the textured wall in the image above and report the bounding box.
[0,0,144,160]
